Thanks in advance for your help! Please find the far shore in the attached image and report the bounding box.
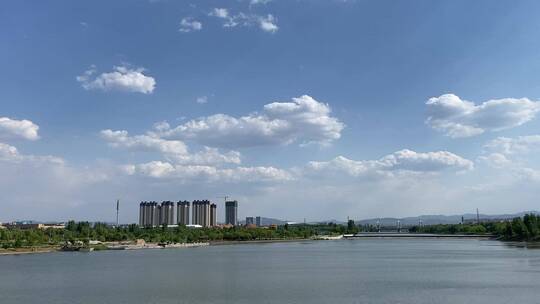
[0,235,504,256]
[0,247,59,256]
[209,238,315,246]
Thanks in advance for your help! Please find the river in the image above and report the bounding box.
[1,239,539,303]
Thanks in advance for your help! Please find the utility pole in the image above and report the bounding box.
[116,199,120,227]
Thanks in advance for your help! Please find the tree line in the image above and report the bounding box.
[408,213,540,241]
[0,221,355,249]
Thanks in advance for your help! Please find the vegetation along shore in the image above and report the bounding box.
[1,214,539,255]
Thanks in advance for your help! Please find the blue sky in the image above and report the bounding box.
[1,0,540,223]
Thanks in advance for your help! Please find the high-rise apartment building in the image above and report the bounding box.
[139,202,145,227]
[177,200,190,225]
[246,217,254,225]
[256,216,262,227]
[139,201,160,227]
[210,203,217,227]
[139,201,176,227]
[225,200,238,226]
[192,200,211,227]
[160,201,175,226]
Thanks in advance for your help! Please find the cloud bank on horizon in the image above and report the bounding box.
[2,0,540,222]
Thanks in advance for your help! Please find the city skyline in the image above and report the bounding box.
[2,1,540,223]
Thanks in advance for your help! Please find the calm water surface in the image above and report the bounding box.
[1,239,539,304]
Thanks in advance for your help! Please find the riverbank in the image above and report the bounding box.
[0,234,515,256]
[0,246,58,256]
[0,237,333,255]
[106,241,209,250]
[210,237,317,246]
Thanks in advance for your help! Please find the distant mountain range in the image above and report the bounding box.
[236,212,540,227]
[7,211,539,227]
[353,211,540,226]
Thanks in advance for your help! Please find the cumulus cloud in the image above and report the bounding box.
[209,8,278,33]
[426,94,540,138]
[100,129,240,165]
[0,117,39,141]
[0,142,63,165]
[209,8,229,19]
[518,168,540,182]
[196,96,208,104]
[258,14,278,33]
[77,65,156,94]
[477,153,512,169]
[303,149,473,178]
[484,135,540,155]
[157,95,344,148]
[179,17,202,32]
[101,129,188,155]
[126,161,293,182]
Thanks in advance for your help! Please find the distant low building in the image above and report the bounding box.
[3,223,65,230]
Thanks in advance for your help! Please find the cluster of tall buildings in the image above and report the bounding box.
[192,200,217,227]
[139,200,238,228]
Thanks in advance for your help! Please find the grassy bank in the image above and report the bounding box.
[0,221,355,250]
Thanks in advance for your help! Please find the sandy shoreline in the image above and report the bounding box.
[0,239,317,255]
[0,235,499,255]
[209,238,316,246]
[0,247,58,256]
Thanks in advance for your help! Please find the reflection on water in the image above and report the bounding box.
[1,239,539,304]
[502,241,540,249]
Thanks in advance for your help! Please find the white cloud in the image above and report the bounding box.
[209,8,229,19]
[250,0,272,5]
[477,153,512,169]
[179,17,202,32]
[304,149,473,178]
[258,14,278,33]
[209,8,278,33]
[100,129,240,165]
[0,117,39,141]
[77,65,156,94]
[101,129,188,155]
[0,143,20,161]
[0,142,63,165]
[426,94,540,138]
[196,96,208,104]
[518,168,540,182]
[175,147,241,165]
[128,161,292,182]
[484,135,540,155]
[157,95,344,148]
